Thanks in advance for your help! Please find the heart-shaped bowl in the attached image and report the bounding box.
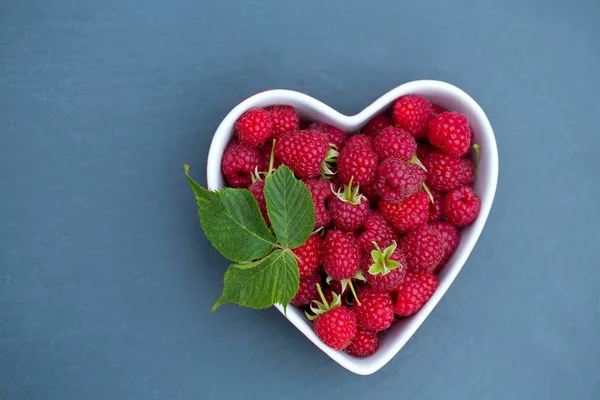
[206,80,498,375]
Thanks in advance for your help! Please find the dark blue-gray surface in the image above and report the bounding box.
[1,1,599,399]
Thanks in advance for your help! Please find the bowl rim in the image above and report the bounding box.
[205,80,498,375]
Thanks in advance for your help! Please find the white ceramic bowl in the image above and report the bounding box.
[206,80,498,375]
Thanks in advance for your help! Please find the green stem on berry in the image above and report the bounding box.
[347,279,361,306]
[316,283,329,309]
[268,139,276,173]
[410,154,427,172]
[422,183,434,203]
[312,226,324,235]
[473,143,480,171]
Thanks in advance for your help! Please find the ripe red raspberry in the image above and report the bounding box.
[258,141,282,172]
[363,241,407,291]
[235,108,273,147]
[422,151,474,191]
[265,105,299,139]
[329,180,369,232]
[443,186,481,227]
[356,211,399,254]
[379,190,429,233]
[337,143,379,186]
[275,130,328,179]
[363,114,392,137]
[291,272,321,306]
[345,329,380,357]
[374,126,417,161]
[308,285,357,350]
[323,230,361,280]
[248,180,270,224]
[392,95,434,140]
[428,189,444,223]
[431,103,447,116]
[304,178,333,229]
[428,112,471,156]
[354,286,394,331]
[313,305,357,350]
[221,140,261,188]
[309,122,348,150]
[376,158,426,202]
[431,221,460,271]
[293,233,324,278]
[401,224,443,274]
[394,271,438,316]
[345,134,375,150]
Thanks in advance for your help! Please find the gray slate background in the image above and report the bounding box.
[1,1,599,399]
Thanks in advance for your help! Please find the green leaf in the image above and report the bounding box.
[264,166,315,249]
[185,165,276,262]
[212,250,299,311]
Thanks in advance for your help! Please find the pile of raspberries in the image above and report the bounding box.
[221,95,481,357]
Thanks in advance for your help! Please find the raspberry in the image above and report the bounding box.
[401,224,443,274]
[304,178,333,229]
[422,151,474,191]
[291,272,321,306]
[356,211,399,254]
[337,143,379,186]
[345,329,380,357]
[376,158,426,203]
[313,305,357,350]
[394,271,438,316]
[308,285,357,350]
[443,186,481,227]
[248,180,269,224]
[379,190,429,233]
[235,108,273,147]
[345,134,375,150]
[363,241,407,291]
[309,122,347,150]
[431,221,460,271]
[392,95,434,140]
[428,190,444,223]
[275,130,328,179]
[431,103,447,116]
[293,233,324,278]
[415,142,434,161]
[221,140,261,188]
[374,126,417,161]
[329,180,369,232]
[265,105,299,139]
[363,114,392,137]
[428,112,471,157]
[354,286,394,331]
[323,230,361,280]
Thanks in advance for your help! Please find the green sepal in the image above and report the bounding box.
[306,284,341,321]
[367,241,403,276]
[321,146,339,178]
